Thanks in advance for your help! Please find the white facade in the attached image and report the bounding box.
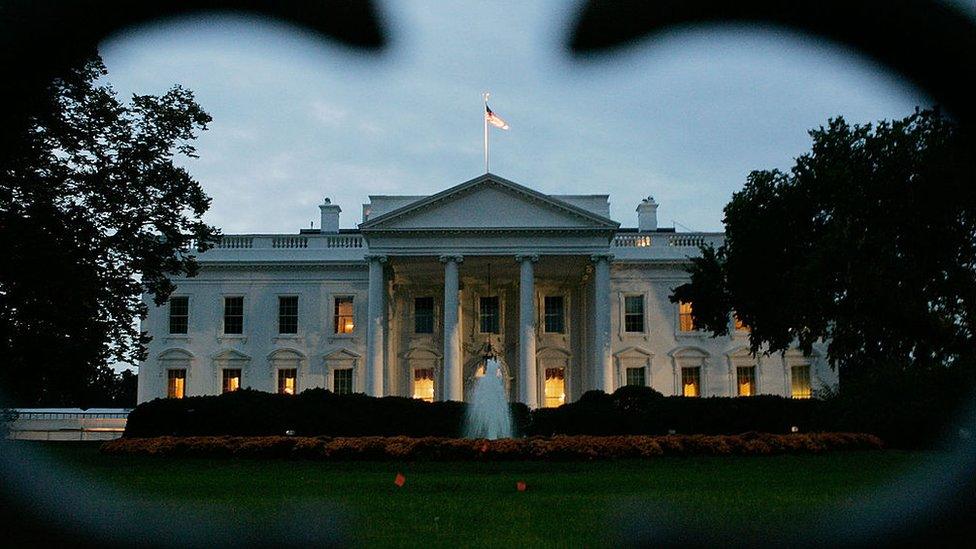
[137,174,836,406]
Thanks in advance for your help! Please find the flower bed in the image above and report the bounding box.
[101,432,882,461]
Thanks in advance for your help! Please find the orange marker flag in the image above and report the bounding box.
[516,481,527,492]
[394,472,406,487]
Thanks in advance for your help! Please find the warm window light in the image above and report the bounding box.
[167,369,186,398]
[278,368,297,395]
[681,366,700,397]
[737,365,755,396]
[222,369,241,393]
[543,367,565,408]
[413,368,435,402]
[734,314,749,332]
[334,297,354,334]
[791,364,812,399]
[679,301,695,332]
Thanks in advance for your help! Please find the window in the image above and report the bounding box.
[278,296,298,334]
[333,368,353,395]
[167,369,186,398]
[678,301,696,332]
[681,366,700,397]
[626,367,646,387]
[479,296,499,334]
[624,295,644,333]
[168,296,189,334]
[791,364,812,399]
[222,369,241,393]
[413,368,435,402]
[278,368,297,395]
[414,297,434,334]
[543,367,565,408]
[223,296,244,334]
[334,296,354,334]
[737,366,756,396]
[543,296,565,333]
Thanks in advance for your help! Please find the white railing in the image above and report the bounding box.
[667,235,707,247]
[613,234,653,248]
[217,236,253,249]
[198,234,367,256]
[613,233,723,248]
[326,235,364,248]
[272,236,308,249]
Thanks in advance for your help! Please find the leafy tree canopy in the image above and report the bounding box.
[0,53,217,406]
[672,108,976,381]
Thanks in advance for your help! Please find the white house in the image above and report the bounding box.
[137,173,836,406]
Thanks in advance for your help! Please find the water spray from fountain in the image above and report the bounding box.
[464,357,513,439]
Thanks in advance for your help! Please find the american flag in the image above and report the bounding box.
[485,104,509,130]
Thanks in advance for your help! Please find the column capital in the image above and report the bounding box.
[514,254,539,263]
[439,254,463,264]
[589,253,614,263]
[364,254,388,263]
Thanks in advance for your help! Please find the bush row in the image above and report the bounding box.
[101,432,883,461]
[123,384,967,448]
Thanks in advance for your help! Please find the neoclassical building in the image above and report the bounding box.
[137,174,836,406]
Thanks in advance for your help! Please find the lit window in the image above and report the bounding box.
[479,296,500,334]
[681,366,700,397]
[333,368,353,395]
[334,296,354,334]
[791,364,812,399]
[543,367,565,408]
[278,296,298,334]
[223,296,244,334]
[414,297,434,334]
[734,313,749,332]
[168,296,189,334]
[624,295,644,333]
[413,368,435,402]
[625,367,646,387]
[222,369,241,393]
[678,301,696,332]
[278,368,297,395]
[736,366,755,396]
[167,369,186,398]
[544,296,565,333]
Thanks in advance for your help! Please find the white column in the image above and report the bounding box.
[366,254,387,397]
[517,254,539,408]
[441,255,463,401]
[592,254,613,393]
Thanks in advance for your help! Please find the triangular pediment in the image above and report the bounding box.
[360,174,618,232]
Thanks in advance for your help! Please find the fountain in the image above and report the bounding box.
[464,358,513,439]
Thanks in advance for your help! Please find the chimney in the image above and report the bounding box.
[637,196,658,232]
[319,198,341,234]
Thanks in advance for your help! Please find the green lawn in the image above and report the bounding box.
[27,443,934,547]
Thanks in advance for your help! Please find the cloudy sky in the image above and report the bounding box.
[99,0,939,233]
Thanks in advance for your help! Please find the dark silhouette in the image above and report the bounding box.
[0,54,217,406]
[671,108,975,387]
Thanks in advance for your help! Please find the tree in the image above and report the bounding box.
[671,108,976,385]
[0,53,217,406]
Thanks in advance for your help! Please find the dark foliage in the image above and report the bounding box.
[0,53,217,406]
[673,109,975,378]
[125,384,959,448]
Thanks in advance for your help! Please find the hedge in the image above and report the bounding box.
[101,432,883,460]
[122,384,965,448]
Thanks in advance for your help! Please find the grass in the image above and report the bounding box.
[21,443,935,547]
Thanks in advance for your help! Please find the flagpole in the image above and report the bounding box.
[483,91,489,173]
